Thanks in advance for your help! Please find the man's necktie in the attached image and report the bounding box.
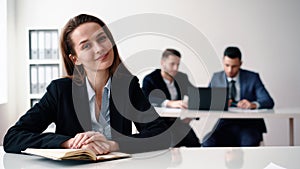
[230,80,236,102]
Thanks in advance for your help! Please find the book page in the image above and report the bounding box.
[22,148,131,161]
[96,152,131,160]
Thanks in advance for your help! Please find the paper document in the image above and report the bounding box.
[154,107,181,113]
[264,162,286,169]
[228,107,270,113]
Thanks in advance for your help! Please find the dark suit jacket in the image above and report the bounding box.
[210,69,275,133]
[4,66,171,154]
[142,69,194,106]
[142,69,200,147]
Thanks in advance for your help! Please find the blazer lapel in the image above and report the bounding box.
[109,65,132,138]
[222,71,229,87]
[72,80,92,131]
[238,69,245,99]
[174,81,181,100]
[157,71,171,100]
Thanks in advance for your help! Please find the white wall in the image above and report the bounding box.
[0,0,17,145]
[1,0,299,146]
[0,0,8,104]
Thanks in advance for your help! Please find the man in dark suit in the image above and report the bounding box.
[142,48,201,147]
[202,46,274,147]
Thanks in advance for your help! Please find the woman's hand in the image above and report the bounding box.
[81,139,119,155]
[61,131,119,155]
[71,131,106,149]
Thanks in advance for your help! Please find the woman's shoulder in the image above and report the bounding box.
[47,77,73,90]
[51,77,72,84]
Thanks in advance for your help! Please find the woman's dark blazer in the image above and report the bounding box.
[4,66,171,154]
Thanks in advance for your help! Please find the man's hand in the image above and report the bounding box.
[166,100,188,109]
[237,99,257,109]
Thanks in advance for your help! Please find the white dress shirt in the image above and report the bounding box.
[227,75,241,101]
[86,77,112,139]
[161,78,178,107]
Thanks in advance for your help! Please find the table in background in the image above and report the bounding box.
[1,146,299,169]
[155,107,300,146]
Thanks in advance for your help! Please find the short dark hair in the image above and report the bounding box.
[162,48,181,59]
[224,47,242,60]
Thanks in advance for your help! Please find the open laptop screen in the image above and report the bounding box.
[188,87,228,111]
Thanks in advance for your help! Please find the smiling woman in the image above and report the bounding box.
[3,14,171,155]
[0,0,7,104]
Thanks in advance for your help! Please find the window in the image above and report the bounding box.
[0,0,7,104]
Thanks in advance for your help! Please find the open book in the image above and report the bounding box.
[22,148,131,161]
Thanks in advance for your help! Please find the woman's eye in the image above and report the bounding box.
[82,43,91,49]
[97,36,107,43]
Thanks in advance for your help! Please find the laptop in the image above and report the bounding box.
[188,87,228,111]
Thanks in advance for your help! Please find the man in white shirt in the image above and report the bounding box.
[142,48,200,147]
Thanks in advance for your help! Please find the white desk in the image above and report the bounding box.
[1,146,300,169]
[155,107,300,146]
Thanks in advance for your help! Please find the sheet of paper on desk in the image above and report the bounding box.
[228,107,270,113]
[264,162,286,169]
[154,107,181,113]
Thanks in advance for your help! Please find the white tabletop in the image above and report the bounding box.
[1,146,300,169]
[155,107,300,145]
[155,107,300,119]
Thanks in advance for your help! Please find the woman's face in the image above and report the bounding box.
[70,22,114,73]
